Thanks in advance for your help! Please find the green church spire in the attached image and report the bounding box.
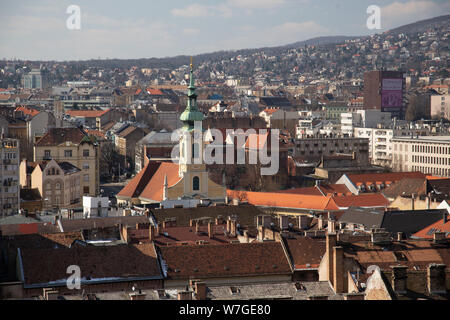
[180,57,204,131]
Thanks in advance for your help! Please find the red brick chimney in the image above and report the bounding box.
[244,230,249,243]
[194,281,207,300]
[208,222,213,239]
[318,215,324,230]
[195,221,200,234]
[333,246,344,293]
[177,291,193,300]
[326,233,337,285]
[149,225,155,241]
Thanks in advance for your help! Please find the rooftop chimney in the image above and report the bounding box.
[177,291,193,300]
[333,246,345,293]
[243,230,249,243]
[318,215,324,230]
[391,265,408,294]
[194,281,207,300]
[279,216,289,230]
[208,222,213,239]
[326,233,337,284]
[427,264,446,294]
[195,221,200,234]
[149,225,155,242]
[258,225,265,241]
[433,232,446,244]
[328,219,336,233]
[397,232,403,242]
[298,215,309,230]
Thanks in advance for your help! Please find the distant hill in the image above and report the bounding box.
[31,14,450,69]
[387,14,450,35]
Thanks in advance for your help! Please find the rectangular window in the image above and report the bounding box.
[83,163,89,170]
[83,149,90,157]
[84,174,89,182]
[65,150,72,158]
[83,186,90,194]
[44,150,51,158]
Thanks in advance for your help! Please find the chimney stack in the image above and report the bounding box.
[244,230,249,243]
[258,226,265,241]
[318,215,324,230]
[298,215,309,230]
[427,264,446,294]
[433,232,446,244]
[177,291,193,300]
[328,219,336,233]
[226,219,231,234]
[149,225,155,241]
[230,219,237,237]
[195,221,200,234]
[326,233,337,285]
[279,216,289,230]
[333,246,345,293]
[208,221,213,239]
[391,265,408,294]
[397,232,403,242]
[194,281,207,300]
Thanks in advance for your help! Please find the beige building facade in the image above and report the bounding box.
[31,159,81,211]
[34,127,100,196]
[392,136,450,177]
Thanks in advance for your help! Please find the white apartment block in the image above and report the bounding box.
[392,136,450,177]
[431,94,450,120]
[341,110,391,137]
[354,128,430,168]
[0,138,20,217]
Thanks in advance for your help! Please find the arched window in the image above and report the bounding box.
[55,182,61,190]
[193,176,200,191]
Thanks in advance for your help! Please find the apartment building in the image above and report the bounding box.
[392,136,450,177]
[431,94,449,120]
[30,159,82,211]
[341,110,391,137]
[354,127,430,167]
[34,127,100,196]
[294,136,369,165]
[0,138,20,217]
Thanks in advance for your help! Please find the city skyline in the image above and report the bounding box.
[1,0,449,61]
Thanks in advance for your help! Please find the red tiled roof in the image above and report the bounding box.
[262,108,279,115]
[332,193,389,209]
[86,129,106,139]
[117,162,163,199]
[279,184,352,196]
[139,162,181,202]
[66,109,110,118]
[227,190,339,211]
[147,88,163,95]
[346,172,426,185]
[15,105,40,118]
[413,219,450,239]
[159,242,291,280]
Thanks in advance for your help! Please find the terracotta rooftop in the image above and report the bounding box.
[139,162,181,202]
[158,242,291,280]
[279,184,352,196]
[413,218,450,239]
[332,193,389,209]
[60,215,149,232]
[66,109,110,118]
[227,190,340,211]
[117,162,162,199]
[2,231,84,250]
[14,106,40,118]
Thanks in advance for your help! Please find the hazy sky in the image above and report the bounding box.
[0,0,449,61]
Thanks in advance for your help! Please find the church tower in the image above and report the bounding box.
[178,59,210,198]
